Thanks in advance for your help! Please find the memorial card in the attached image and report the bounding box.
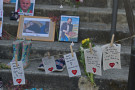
[11,61,25,85]
[42,56,57,74]
[102,44,121,70]
[84,46,102,75]
[64,52,81,77]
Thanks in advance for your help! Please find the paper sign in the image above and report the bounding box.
[102,44,121,70]
[0,0,3,10]
[10,61,25,85]
[42,56,57,74]
[0,10,3,37]
[84,46,102,75]
[64,52,81,77]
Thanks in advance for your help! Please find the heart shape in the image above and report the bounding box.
[109,63,115,68]
[16,79,22,84]
[72,70,77,75]
[92,68,96,73]
[48,67,53,71]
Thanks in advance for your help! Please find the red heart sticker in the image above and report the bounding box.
[48,67,53,71]
[72,70,77,75]
[92,68,96,73]
[16,79,22,84]
[109,63,115,68]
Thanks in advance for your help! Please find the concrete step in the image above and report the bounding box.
[0,59,128,90]
[3,17,131,43]
[0,40,131,66]
[3,4,133,24]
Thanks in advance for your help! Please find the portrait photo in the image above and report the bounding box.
[0,10,3,37]
[22,17,50,37]
[15,0,35,16]
[17,16,56,41]
[59,15,80,42]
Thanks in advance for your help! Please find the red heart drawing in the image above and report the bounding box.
[48,67,53,71]
[92,68,96,73]
[72,70,77,75]
[16,79,22,84]
[109,63,115,68]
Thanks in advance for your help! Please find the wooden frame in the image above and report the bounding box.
[17,16,56,42]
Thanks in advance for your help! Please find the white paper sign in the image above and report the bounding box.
[102,44,121,70]
[0,0,3,10]
[0,10,3,37]
[84,46,102,75]
[64,52,81,77]
[10,61,25,85]
[42,56,57,74]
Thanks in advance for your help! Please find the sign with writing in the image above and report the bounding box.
[102,44,121,70]
[10,61,25,85]
[64,52,81,77]
[84,46,102,75]
[42,56,57,74]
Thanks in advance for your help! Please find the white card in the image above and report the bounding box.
[0,10,3,37]
[102,44,121,70]
[64,52,81,77]
[0,0,3,10]
[84,46,102,75]
[10,61,25,85]
[42,56,57,74]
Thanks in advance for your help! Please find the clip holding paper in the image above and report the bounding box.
[15,54,18,67]
[70,45,74,57]
[89,43,93,54]
[110,34,115,47]
[48,52,51,59]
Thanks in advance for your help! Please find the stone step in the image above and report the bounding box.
[0,40,131,66]
[3,4,133,24]
[6,0,135,9]
[0,59,128,90]
[3,17,130,43]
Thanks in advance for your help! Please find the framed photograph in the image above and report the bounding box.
[15,0,35,16]
[59,15,80,42]
[0,10,3,37]
[17,16,56,41]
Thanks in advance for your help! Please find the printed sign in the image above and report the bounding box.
[84,46,102,75]
[10,61,25,85]
[64,52,81,77]
[0,10,3,37]
[42,56,57,74]
[102,44,121,70]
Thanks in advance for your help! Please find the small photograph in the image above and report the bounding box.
[59,15,80,42]
[22,17,50,37]
[0,10,3,37]
[15,0,35,16]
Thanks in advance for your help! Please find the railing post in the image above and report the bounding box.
[123,0,135,89]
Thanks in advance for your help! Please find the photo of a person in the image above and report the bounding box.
[15,0,35,16]
[22,18,50,37]
[59,16,80,42]
[60,18,73,41]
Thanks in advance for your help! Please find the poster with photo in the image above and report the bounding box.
[0,0,3,10]
[22,17,50,37]
[15,0,35,16]
[59,15,80,42]
[0,10,3,37]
